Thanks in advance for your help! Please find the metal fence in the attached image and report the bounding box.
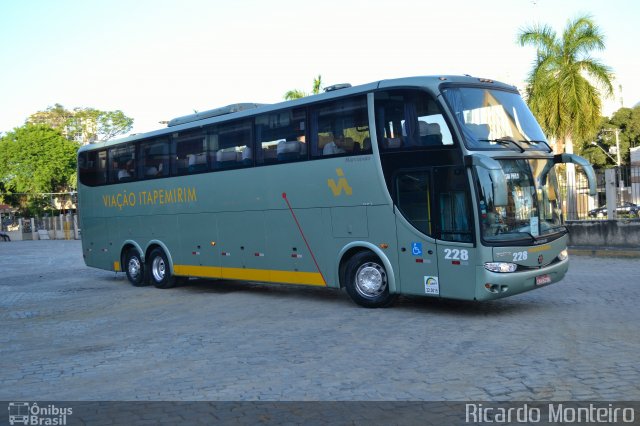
[561,165,640,220]
[1,213,20,232]
[0,213,79,240]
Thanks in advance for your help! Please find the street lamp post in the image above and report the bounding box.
[593,128,624,214]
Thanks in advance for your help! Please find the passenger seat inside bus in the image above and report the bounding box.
[362,137,371,151]
[187,153,208,173]
[216,148,237,168]
[419,121,442,145]
[276,140,301,162]
[240,146,252,165]
[262,147,277,163]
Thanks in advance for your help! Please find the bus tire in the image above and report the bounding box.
[124,249,146,287]
[148,248,176,289]
[343,251,396,308]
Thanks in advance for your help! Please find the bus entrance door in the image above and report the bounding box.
[435,241,476,300]
[393,169,440,296]
[394,218,439,297]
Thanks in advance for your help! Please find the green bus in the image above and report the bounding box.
[77,75,596,308]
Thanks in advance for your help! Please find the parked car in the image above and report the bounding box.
[588,202,640,218]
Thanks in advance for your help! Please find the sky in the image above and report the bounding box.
[1,0,639,136]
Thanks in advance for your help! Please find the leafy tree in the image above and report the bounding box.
[28,103,72,132]
[580,106,640,168]
[579,118,614,168]
[610,106,640,153]
[0,124,79,214]
[28,104,133,144]
[518,15,614,155]
[284,75,323,100]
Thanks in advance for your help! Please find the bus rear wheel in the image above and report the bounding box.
[343,251,396,308]
[148,248,176,289]
[125,249,147,287]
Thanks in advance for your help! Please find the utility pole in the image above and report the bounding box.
[614,128,623,205]
[593,128,624,217]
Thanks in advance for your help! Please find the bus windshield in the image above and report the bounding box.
[476,159,564,243]
[442,87,550,152]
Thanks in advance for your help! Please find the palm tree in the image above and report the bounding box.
[311,75,322,95]
[283,89,307,100]
[518,15,614,154]
[283,75,323,100]
[518,15,614,220]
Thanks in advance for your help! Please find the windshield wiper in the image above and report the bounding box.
[486,231,536,243]
[511,231,538,242]
[543,225,567,234]
[518,139,553,153]
[477,138,525,153]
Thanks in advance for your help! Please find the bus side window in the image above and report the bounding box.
[210,120,253,169]
[140,138,170,179]
[375,90,454,150]
[310,96,370,158]
[78,150,107,186]
[255,109,306,165]
[108,144,137,183]
[172,131,206,175]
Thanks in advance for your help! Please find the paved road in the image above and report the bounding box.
[1,240,639,401]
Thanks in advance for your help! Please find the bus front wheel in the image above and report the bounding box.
[124,249,146,287]
[343,251,396,308]
[148,248,176,289]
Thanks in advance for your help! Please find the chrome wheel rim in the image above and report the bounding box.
[355,262,387,298]
[128,257,141,280]
[152,256,166,282]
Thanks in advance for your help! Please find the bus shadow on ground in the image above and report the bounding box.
[169,277,541,316]
[174,277,348,304]
[394,294,542,316]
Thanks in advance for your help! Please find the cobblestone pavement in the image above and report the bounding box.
[1,240,639,401]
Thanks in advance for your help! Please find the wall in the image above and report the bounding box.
[566,220,640,248]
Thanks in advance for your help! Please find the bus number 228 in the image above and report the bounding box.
[444,249,469,261]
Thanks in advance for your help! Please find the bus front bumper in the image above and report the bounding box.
[474,258,569,301]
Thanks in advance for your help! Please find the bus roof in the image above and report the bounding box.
[79,75,517,153]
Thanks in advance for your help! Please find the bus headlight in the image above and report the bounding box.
[558,249,568,261]
[484,262,517,273]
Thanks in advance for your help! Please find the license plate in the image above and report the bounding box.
[535,274,552,286]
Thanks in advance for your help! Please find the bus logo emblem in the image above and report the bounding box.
[327,168,352,196]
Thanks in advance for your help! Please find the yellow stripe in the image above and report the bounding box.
[114,261,121,272]
[173,264,326,287]
[529,244,551,253]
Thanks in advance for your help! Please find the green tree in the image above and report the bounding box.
[518,15,614,155]
[284,75,323,100]
[581,106,640,168]
[28,104,133,144]
[0,124,79,214]
[28,103,72,132]
[610,106,640,153]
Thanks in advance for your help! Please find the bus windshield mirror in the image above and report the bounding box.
[465,154,508,207]
[553,153,597,196]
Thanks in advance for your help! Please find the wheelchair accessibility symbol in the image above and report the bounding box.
[411,242,422,256]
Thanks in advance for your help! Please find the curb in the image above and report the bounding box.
[569,247,640,258]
